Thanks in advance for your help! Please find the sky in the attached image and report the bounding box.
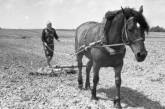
[0,0,164,29]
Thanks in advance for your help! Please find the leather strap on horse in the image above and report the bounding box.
[75,17,127,55]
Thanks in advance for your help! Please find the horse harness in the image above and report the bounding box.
[76,17,144,55]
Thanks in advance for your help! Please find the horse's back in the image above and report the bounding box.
[75,21,98,51]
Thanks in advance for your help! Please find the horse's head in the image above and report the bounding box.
[122,6,149,62]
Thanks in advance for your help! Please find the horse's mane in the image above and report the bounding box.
[104,7,149,34]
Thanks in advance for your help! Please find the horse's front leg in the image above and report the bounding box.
[91,62,100,100]
[114,64,123,109]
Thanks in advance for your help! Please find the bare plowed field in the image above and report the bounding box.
[0,30,165,109]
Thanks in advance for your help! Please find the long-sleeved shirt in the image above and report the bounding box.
[41,28,59,44]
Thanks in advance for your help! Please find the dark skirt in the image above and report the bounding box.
[44,43,54,57]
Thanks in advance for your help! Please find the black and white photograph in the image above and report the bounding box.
[0,0,165,109]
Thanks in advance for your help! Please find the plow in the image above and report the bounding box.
[29,65,87,76]
[29,42,89,76]
[32,40,100,76]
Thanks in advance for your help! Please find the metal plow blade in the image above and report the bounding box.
[29,65,84,76]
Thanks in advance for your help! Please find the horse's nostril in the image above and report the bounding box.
[137,52,146,58]
[137,52,141,58]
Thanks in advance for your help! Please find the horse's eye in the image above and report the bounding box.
[128,28,134,32]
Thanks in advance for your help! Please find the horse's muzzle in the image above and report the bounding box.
[136,50,148,62]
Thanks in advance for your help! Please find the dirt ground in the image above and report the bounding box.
[0,30,165,109]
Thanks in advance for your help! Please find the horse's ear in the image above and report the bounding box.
[139,5,143,14]
[121,6,126,18]
[105,11,111,19]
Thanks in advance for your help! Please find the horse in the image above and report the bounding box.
[75,6,149,109]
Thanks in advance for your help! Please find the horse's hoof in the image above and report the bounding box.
[91,96,99,101]
[114,103,122,109]
[78,85,83,90]
[85,87,91,90]
[85,85,91,90]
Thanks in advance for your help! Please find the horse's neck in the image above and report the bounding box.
[107,14,124,44]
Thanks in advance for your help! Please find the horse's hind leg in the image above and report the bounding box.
[91,62,100,100]
[85,60,93,90]
[77,54,83,89]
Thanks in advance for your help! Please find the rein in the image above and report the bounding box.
[75,17,143,55]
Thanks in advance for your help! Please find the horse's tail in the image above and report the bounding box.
[75,23,86,53]
[75,21,98,54]
[75,26,79,53]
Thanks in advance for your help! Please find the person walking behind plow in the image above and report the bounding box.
[42,21,60,68]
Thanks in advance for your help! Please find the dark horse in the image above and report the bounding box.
[75,6,149,109]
